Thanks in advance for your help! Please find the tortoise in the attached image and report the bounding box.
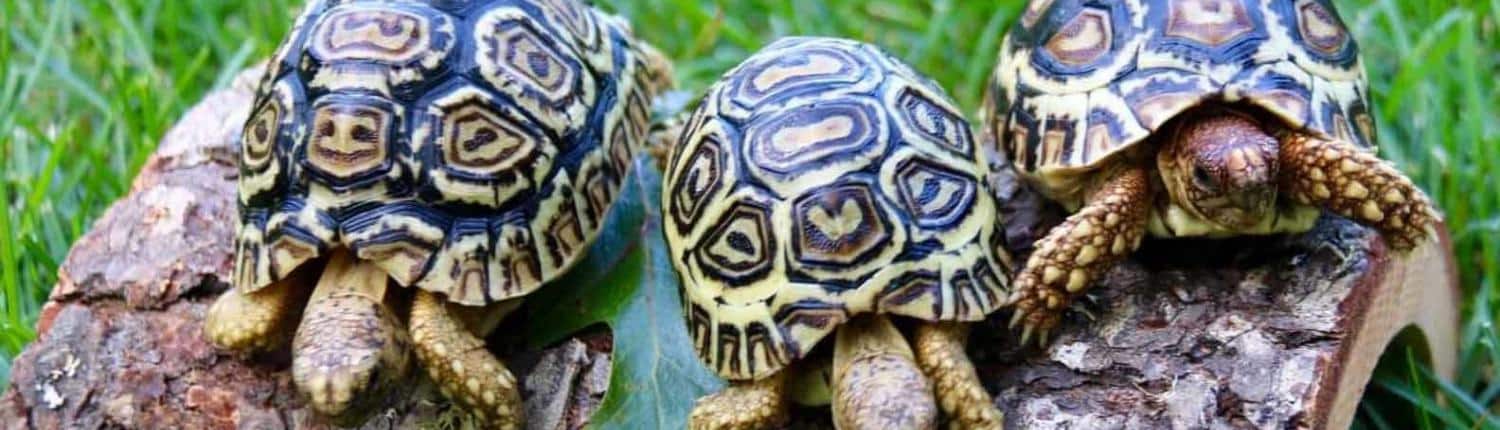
[983,0,1441,345]
[201,0,671,426]
[662,37,1011,429]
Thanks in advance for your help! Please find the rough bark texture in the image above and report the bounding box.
[0,67,612,430]
[0,63,1460,430]
[973,153,1460,430]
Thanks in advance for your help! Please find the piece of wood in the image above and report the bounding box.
[0,66,611,430]
[973,157,1460,429]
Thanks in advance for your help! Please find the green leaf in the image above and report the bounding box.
[523,155,724,430]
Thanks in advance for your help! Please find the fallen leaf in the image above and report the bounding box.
[523,155,724,430]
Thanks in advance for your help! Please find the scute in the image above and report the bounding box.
[233,0,667,306]
[664,37,1012,381]
[987,0,1374,203]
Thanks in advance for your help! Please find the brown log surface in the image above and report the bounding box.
[0,65,1460,430]
[976,152,1460,429]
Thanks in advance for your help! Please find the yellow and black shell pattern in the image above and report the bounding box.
[234,0,669,306]
[985,0,1375,205]
[664,37,1013,381]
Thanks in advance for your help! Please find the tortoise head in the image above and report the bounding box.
[1158,107,1280,230]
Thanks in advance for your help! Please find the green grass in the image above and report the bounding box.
[1,0,1495,427]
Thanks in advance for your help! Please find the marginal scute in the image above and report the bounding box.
[877,269,944,317]
[665,37,1011,381]
[343,205,446,286]
[267,234,323,280]
[1227,62,1315,129]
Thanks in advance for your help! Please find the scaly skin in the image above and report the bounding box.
[410,290,524,429]
[688,371,789,430]
[290,250,411,427]
[832,315,938,430]
[1279,134,1439,252]
[1011,167,1151,346]
[203,268,313,354]
[913,323,1003,430]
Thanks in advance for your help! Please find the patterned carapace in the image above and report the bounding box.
[664,37,1014,381]
[235,0,669,307]
[986,0,1375,207]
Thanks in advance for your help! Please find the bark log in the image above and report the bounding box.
[976,153,1461,429]
[0,66,611,430]
[0,64,1461,430]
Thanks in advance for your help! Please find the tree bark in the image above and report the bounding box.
[976,153,1460,429]
[0,64,1460,430]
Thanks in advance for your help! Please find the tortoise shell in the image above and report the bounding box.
[985,0,1376,205]
[664,37,1014,381]
[234,0,668,306]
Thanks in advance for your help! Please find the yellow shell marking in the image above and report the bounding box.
[307,104,389,178]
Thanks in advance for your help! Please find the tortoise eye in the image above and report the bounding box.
[1192,166,1215,188]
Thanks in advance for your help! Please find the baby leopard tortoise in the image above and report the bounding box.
[664,36,1013,430]
[201,0,670,427]
[984,0,1441,345]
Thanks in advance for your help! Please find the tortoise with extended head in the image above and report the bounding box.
[663,37,1010,429]
[984,0,1440,345]
[201,0,671,426]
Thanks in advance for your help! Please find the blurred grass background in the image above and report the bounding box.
[0,0,1494,427]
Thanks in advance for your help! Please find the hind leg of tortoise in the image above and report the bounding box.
[410,289,524,429]
[913,322,1003,429]
[688,371,789,430]
[291,249,412,426]
[1010,166,1152,347]
[203,266,315,354]
[1279,134,1440,252]
[832,314,938,430]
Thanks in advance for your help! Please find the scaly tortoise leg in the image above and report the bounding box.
[203,267,314,354]
[832,315,938,430]
[1010,167,1152,346]
[1279,134,1439,252]
[410,290,524,429]
[913,323,1003,429]
[688,371,789,430]
[291,249,412,426]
